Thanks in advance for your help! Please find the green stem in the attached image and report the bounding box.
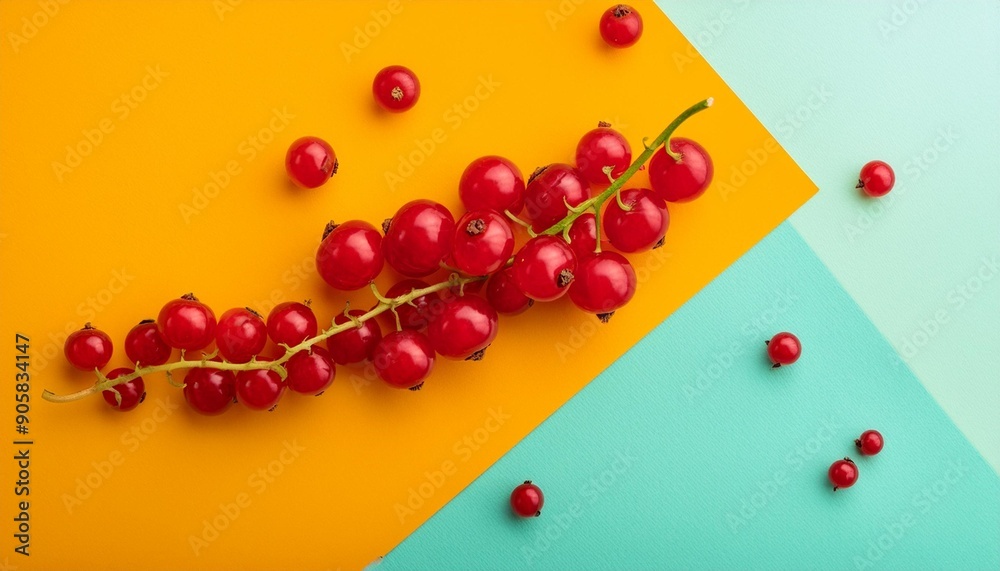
[42,276,481,404]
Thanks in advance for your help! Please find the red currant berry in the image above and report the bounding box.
[510,481,544,517]
[575,123,631,185]
[64,323,113,371]
[235,368,285,411]
[855,430,884,456]
[649,138,714,203]
[427,296,499,360]
[486,267,533,315]
[599,5,643,48]
[828,458,859,491]
[386,279,440,330]
[285,347,336,396]
[566,212,598,260]
[267,301,318,347]
[124,319,171,366]
[326,309,383,365]
[857,160,895,197]
[373,65,420,112]
[372,330,435,389]
[603,188,669,252]
[215,308,267,364]
[285,136,337,189]
[523,164,591,232]
[101,368,146,412]
[512,236,577,301]
[459,155,525,215]
[452,210,515,276]
[183,368,236,416]
[382,200,456,277]
[316,220,384,291]
[766,332,801,368]
[569,251,637,319]
[157,294,217,351]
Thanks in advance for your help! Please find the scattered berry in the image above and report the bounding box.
[101,368,145,412]
[523,164,591,232]
[828,458,859,491]
[216,308,267,364]
[569,251,637,319]
[317,220,385,291]
[124,320,172,366]
[286,136,337,189]
[766,332,801,368]
[373,65,420,112]
[599,5,643,48]
[512,236,578,301]
[183,368,236,416]
[857,160,895,197]
[649,138,713,203]
[855,430,884,456]
[64,323,113,371]
[235,367,285,411]
[373,330,436,389]
[157,294,217,351]
[266,301,318,347]
[452,210,516,276]
[327,309,383,365]
[427,295,499,360]
[486,267,533,316]
[382,200,456,277]
[285,347,336,396]
[510,481,544,517]
[576,124,631,185]
[459,155,525,215]
[602,188,669,252]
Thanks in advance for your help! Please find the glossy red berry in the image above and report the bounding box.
[101,368,146,412]
[452,210,515,276]
[459,155,525,215]
[523,164,591,232]
[215,308,267,364]
[235,368,285,411]
[603,188,669,252]
[766,332,801,368]
[828,458,859,491]
[386,279,440,330]
[566,212,599,260]
[857,160,895,197]
[373,330,435,389]
[599,5,643,48]
[427,296,499,360]
[486,267,533,315]
[266,301,318,347]
[286,136,337,189]
[124,320,171,366]
[576,124,631,185]
[158,295,217,351]
[512,236,577,301]
[649,138,714,203]
[285,347,336,396]
[855,430,884,456]
[569,252,637,319]
[373,65,420,112]
[510,481,544,517]
[183,368,236,416]
[326,309,383,365]
[383,200,456,277]
[317,220,384,291]
[64,323,113,371]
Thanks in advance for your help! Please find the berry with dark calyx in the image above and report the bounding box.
[157,294,217,351]
[599,4,643,48]
[373,65,420,112]
[510,481,544,517]
[766,332,801,368]
[486,267,533,315]
[569,251,637,319]
[828,458,859,491]
[373,330,435,389]
[101,368,146,412]
[855,430,884,456]
[523,164,591,232]
[286,136,337,189]
[327,309,383,365]
[566,212,599,260]
[183,368,236,416]
[285,346,336,396]
[267,301,318,347]
[459,155,525,215]
[649,138,713,203]
[603,188,669,253]
[857,160,895,197]
[512,236,578,302]
[64,323,114,371]
[216,307,267,364]
[317,220,384,291]
[427,295,499,360]
[386,279,440,330]
[452,210,515,276]
[382,200,456,277]
[124,320,172,366]
[576,123,631,185]
[235,368,285,411]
